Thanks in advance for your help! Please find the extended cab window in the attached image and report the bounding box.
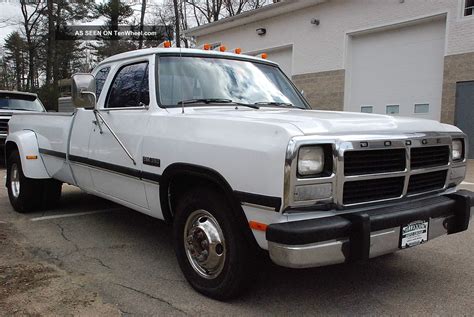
[106,62,149,108]
[95,66,110,98]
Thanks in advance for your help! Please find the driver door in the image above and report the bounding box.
[88,59,151,209]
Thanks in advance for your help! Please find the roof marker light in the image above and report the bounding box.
[159,41,172,48]
[234,48,242,54]
[219,45,227,52]
[261,53,268,59]
[203,43,211,50]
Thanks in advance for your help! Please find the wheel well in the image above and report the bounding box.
[160,163,258,247]
[5,141,18,162]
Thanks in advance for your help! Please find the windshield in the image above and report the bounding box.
[0,93,45,112]
[158,56,308,109]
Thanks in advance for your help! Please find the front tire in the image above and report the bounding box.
[173,187,255,300]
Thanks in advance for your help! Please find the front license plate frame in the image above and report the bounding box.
[400,220,429,249]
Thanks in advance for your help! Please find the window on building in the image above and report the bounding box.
[386,105,400,115]
[414,103,430,114]
[361,105,374,113]
[95,66,110,98]
[465,0,474,16]
[106,62,149,108]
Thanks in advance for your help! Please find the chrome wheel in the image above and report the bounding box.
[10,163,20,199]
[184,209,226,279]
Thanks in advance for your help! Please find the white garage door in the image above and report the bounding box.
[266,46,293,77]
[346,18,446,120]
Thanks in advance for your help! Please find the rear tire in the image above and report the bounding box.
[7,150,43,213]
[173,187,255,300]
[6,150,62,213]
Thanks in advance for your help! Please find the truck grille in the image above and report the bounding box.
[411,146,449,169]
[344,149,406,175]
[0,118,9,135]
[341,143,451,206]
[407,170,447,195]
[343,177,404,205]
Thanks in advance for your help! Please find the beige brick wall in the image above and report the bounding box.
[441,52,474,124]
[292,70,345,111]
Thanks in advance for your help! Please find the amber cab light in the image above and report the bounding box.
[234,48,242,54]
[203,43,211,50]
[261,53,268,59]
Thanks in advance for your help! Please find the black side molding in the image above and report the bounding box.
[234,191,282,212]
[38,148,66,159]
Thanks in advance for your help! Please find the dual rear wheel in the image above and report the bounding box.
[7,150,62,213]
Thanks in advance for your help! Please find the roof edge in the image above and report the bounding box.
[185,0,326,38]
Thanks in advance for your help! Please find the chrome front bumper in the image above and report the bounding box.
[267,191,474,269]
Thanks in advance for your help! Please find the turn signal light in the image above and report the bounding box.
[234,48,242,54]
[203,43,211,50]
[26,155,38,160]
[249,221,268,232]
[261,53,268,59]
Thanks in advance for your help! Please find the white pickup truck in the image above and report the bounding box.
[5,48,473,299]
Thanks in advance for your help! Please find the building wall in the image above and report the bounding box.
[292,70,345,111]
[441,52,474,124]
[193,0,474,119]
[195,0,474,75]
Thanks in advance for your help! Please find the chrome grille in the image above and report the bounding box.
[344,149,406,175]
[411,146,449,169]
[340,140,451,206]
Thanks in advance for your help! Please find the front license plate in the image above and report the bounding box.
[400,220,429,249]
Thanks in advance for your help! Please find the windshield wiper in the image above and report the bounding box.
[176,98,260,109]
[254,101,293,108]
[177,98,233,105]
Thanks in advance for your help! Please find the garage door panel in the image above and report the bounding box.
[347,19,446,120]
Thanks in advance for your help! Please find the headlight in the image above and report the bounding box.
[452,139,463,161]
[298,146,324,176]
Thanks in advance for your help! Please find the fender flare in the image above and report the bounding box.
[159,163,258,246]
[5,130,50,179]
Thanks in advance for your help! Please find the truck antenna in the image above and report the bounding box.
[179,46,185,114]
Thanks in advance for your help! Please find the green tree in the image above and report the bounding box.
[94,0,135,59]
[4,32,28,91]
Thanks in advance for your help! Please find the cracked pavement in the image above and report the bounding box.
[1,164,474,315]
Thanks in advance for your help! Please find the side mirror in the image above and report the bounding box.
[71,73,96,109]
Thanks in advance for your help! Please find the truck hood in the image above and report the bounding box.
[188,107,460,136]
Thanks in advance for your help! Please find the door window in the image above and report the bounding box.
[95,66,111,98]
[106,62,149,108]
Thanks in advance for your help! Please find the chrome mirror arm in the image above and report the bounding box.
[93,109,137,166]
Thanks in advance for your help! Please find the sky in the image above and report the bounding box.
[0,0,166,45]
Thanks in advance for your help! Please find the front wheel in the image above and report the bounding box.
[173,187,255,300]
